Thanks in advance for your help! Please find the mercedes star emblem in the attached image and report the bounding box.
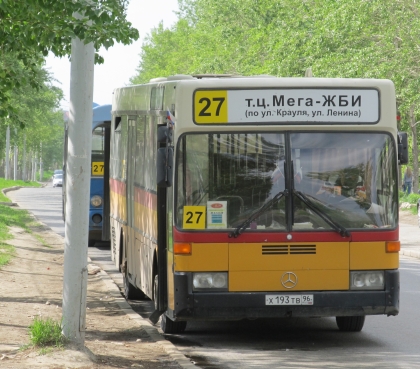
[281,272,298,289]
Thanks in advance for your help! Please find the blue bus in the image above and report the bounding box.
[89,104,111,245]
[63,104,111,246]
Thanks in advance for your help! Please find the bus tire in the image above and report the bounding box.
[336,316,365,332]
[123,261,146,300]
[161,314,187,334]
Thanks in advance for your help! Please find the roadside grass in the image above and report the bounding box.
[0,242,15,267]
[0,204,40,267]
[0,178,48,268]
[0,178,41,202]
[399,191,420,215]
[28,317,66,352]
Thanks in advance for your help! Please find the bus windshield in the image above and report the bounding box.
[175,132,398,231]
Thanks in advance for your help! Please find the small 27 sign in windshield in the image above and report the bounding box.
[91,161,104,176]
[193,88,379,124]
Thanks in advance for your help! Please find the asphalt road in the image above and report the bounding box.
[7,183,65,237]
[7,184,420,369]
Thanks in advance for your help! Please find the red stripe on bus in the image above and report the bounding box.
[173,227,398,243]
[134,187,157,211]
[110,178,126,195]
[350,229,398,242]
[110,178,157,211]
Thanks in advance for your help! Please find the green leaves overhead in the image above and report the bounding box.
[0,0,139,119]
[0,0,139,58]
[133,0,420,126]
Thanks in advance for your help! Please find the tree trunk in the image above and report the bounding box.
[409,106,419,194]
[23,135,27,181]
[62,34,94,345]
[5,126,10,180]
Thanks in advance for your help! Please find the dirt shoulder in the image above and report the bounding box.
[0,224,184,369]
[399,208,417,227]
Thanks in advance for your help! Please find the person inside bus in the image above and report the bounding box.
[316,168,360,200]
[333,169,360,198]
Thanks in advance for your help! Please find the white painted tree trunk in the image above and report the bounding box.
[22,135,27,181]
[5,126,10,180]
[61,35,94,345]
[13,129,17,180]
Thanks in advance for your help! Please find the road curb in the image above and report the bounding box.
[97,268,196,369]
[400,249,420,259]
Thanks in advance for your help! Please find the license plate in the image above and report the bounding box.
[265,294,314,306]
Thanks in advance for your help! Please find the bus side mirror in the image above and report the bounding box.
[397,132,408,165]
[157,125,174,187]
[157,147,173,187]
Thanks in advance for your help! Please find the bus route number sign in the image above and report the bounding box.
[194,90,228,124]
[183,206,206,229]
[92,161,104,176]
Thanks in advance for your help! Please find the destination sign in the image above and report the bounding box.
[193,88,379,124]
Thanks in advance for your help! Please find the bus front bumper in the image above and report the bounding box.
[169,270,399,321]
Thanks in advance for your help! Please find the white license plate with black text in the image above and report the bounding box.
[265,294,314,305]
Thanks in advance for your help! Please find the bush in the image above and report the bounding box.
[399,191,420,204]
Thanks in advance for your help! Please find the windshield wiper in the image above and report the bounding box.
[229,190,287,238]
[293,190,350,238]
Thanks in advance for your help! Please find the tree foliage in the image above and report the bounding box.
[0,0,139,119]
[134,0,420,110]
[132,0,420,188]
[0,63,64,171]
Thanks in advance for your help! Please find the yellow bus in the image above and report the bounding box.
[107,75,407,333]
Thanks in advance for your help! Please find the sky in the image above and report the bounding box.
[45,1,180,110]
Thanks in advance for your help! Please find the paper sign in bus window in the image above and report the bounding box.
[207,201,227,229]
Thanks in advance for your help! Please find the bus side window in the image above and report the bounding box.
[135,117,146,187]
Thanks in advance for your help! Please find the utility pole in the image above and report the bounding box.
[61,33,94,344]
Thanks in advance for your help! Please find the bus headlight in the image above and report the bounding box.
[193,272,228,291]
[350,271,384,290]
[90,195,102,207]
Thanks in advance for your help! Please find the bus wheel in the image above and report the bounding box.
[161,314,187,334]
[122,261,146,300]
[336,316,365,332]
